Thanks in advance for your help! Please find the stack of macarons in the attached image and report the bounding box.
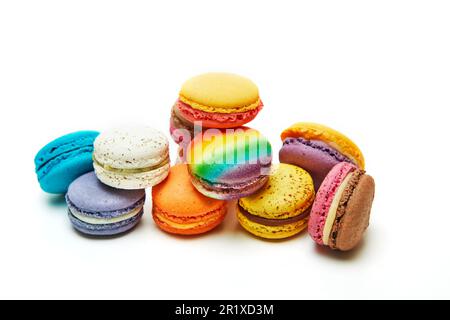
[170,72,263,141]
[170,73,264,160]
[35,72,375,252]
[35,126,171,236]
[279,122,375,250]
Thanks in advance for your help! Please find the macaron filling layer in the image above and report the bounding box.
[68,203,144,225]
[173,100,263,128]
[66,196,145,219]
[193,173,269,194]
[93,155,170,174]
[178,95,262,114]
[308,163,357,245]
[238,203,310,227]
[237,210,309,239]
[322,172,355,245]
[282,138,354,164]
[328,170,365,249]
[176,99,263,121]
[153,205,226,231]
[68,209,143,235]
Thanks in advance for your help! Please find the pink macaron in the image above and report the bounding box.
[308,162,375,251]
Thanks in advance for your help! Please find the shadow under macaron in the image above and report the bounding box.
[312,230,370,261]
[46,194,67,208]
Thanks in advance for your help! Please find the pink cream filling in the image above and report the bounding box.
[175,99,263,124]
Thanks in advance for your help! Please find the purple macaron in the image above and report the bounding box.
[279,137,355,190]
[66,172,145,236]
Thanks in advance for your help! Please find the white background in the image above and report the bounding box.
[1,0,449,300]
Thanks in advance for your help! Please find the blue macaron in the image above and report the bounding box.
[34,131,99,194]
[66,172,145,236]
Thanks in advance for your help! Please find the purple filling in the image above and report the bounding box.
[279,137,354,190]
[282,138,353,163]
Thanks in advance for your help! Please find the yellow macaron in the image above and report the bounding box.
[179,72,261,114]
[237,163,315,239]
[280,122,365,168]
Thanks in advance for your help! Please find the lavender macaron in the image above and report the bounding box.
[66,172,145,236]
[279,123,365,190]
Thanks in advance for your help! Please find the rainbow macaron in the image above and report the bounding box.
[170,73,263,143]
[308,162,375,251]
[152,164,227,235]
[237,164,315,239]
[93,126,170,190]
[280,122,365,190]
[187,127,272,200]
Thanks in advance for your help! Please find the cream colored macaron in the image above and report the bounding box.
[93,126,170,190]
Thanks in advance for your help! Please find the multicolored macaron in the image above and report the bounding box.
[66,172,145,236]
[237,164,315,239]
[308,162,375,251]
[187,127,272,200]
[280,122,365,190]
[34,131,99,194]
[152,164,227,235]
[93,126,170,190]
[170,72,263,143]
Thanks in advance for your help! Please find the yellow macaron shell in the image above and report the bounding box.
[237,209,309,239]
[239,164,315,219]
[179,72,261,114]
[280,122,365,169]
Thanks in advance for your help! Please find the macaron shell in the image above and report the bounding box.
[237,208,308,239]
[35,131,99,171]
[66,171,145,214]
[279,139,348,190]
[94,126,169,169]
[187,128,272,184]
[239,164,315,219]
[94,161,170,190]
[308,162,357,245]
[152,164,226,217]
[332,174,375,251]
[38,152,95,194]
[35,131,99,194]
[152,164,227,235]
[280,122,365,169]
[179,72,260,113]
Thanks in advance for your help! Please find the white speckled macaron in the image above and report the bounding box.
[93,126,170,190]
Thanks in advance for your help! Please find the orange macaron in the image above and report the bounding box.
[152,164,227,235]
